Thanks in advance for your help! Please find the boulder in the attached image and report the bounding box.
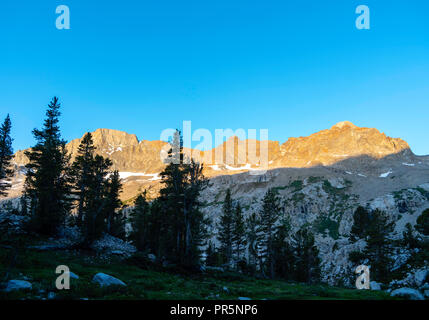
[69,271,79,279]
[47,292,56,300]
[148,254,156,262]
[92,273,126,287]
[4,280,32,292]
[414,269,428,287]
[370,281,382,290]
[390,288,424,300]
[205,266,225,273]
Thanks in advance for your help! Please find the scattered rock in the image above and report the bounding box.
[390,288,424,300]
[370,281,382,291]
[205,266,225,273]
[111,250,126,256]
[414,269,428,287]
[4,280,32,292]
[91,234,136,257]
[92,273,126,287]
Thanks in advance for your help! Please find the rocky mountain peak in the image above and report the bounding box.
[331,121,358,129]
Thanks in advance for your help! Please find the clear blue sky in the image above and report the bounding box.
[1,0,428,154]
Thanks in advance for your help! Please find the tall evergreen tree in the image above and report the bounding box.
[416,209,429,236]
[19,196,28,216]
[363,209,393,283]
[350,206,371,241]
[70,133,122,244]
[272,213,293,279]
[232,202,247,263]
[402,222,419,249]
[291,228,321,284]
[218,188,234,267]
[246,212,261,273]
[205,241,222,267]
[157,130,209,268]
[104,170,123,236]
[258,188,281,278]
[0,114,14,197]
[24,97,72,235]
[81,154,112,245]
[129,193,151,251]
[70,132,96,225]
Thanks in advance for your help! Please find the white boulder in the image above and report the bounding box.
[92,273,126,287]
[414,269,428,287]
[370,281,382,290]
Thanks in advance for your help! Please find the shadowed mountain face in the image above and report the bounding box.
[8,121,425,201]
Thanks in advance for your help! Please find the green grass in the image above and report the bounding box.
[0,246,394,300]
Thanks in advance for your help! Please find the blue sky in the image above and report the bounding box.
[0,0,428,154]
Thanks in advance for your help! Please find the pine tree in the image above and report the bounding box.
[402,222,419,249]
[292,228,321,284]
[272,213,293,279]
[416,209,429,236]
[0,114,14,197]
[258,188,281,279]
[232,202,247,263]
[205,241,222,267]
[129,193,151,251]
[246,212,261,273]
[109,208,127,240]
[350,206,370,241]
[19,196,28,216]
[70,132,96,225]
[104,170,123,236]
[364,209,393,283]
[24,97,72,236]
[157,130,209,268]
[218,188,234,267]
[71,133,122,244]
[81,154,112,245]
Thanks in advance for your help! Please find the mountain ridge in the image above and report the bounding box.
[9,121,424,201]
